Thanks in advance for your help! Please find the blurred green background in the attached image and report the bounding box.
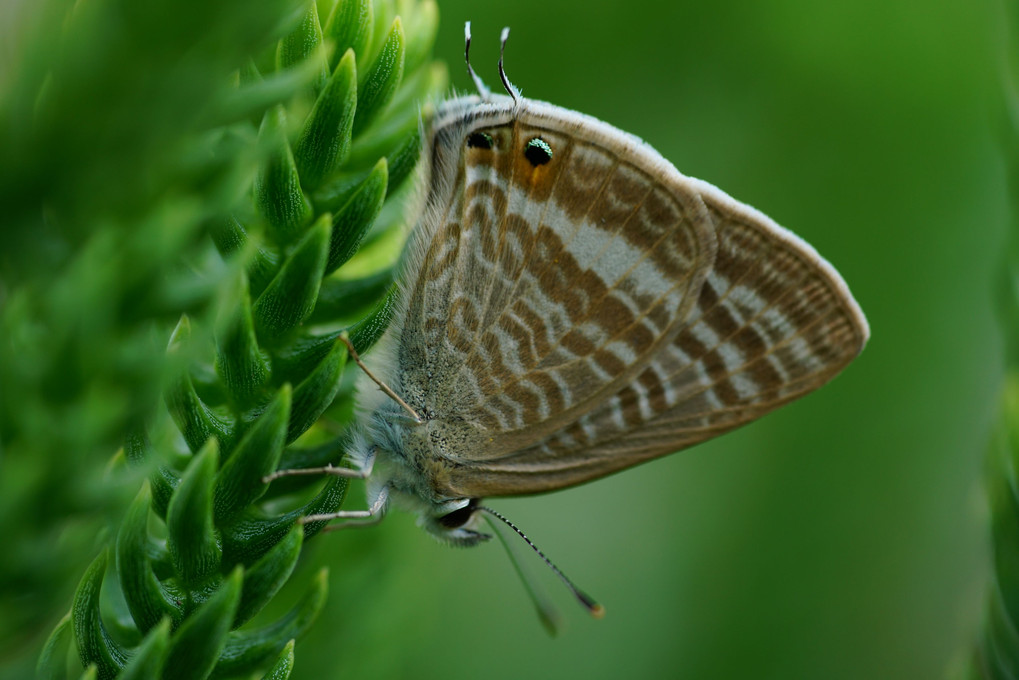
[294,1,1003,679]
[0,0,1003,678]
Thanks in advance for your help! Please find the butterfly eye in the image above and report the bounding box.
[466,132,494,149]
[524,137,553,166]
[437,502,477,529]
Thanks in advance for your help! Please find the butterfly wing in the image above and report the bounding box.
[444,177,869,496]
[398,99,718,430]
[396,97,867,499]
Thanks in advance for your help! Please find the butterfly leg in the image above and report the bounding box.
[261,445,376,484]
[339,332,422,424]
[300,484,390,529]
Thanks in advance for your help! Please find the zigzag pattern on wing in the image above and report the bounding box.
[442,123,716,447]
[446,189,868,496]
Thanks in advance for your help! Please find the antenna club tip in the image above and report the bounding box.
[578,591,605,618]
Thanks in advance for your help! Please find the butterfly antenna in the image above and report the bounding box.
[464,21,491,99]
[498,27,521,104]
[479,506,605,619]
[485,513,564,636]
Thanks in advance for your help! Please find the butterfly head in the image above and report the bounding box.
[420,497,492,547]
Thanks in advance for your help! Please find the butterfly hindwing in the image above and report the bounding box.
[442,170,868,497]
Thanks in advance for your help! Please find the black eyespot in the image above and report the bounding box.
[466,132,494,149]
[524,137,553,166]
[438,499,480,528]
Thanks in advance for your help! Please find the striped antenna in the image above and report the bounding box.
[464,22,491,99]
[480,506,605,619]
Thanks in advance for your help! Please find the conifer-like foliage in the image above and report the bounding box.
[0,0,443,677]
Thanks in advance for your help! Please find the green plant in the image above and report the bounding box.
[1,0,443,677]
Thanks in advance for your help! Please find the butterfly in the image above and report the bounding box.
[294,23,868,610]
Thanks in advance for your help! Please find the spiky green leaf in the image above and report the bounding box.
[403,0,438,74]
[260,640,296,680]
[294,48,357,190]
[347,283,397,353]
[211,569,327,678]
[271,331,343,386]
[163,568,243,680]
[124,428,179,519]
[37,612,73,680]
[222,475,346,563]
[208,216,279,294]
[323,0,373,67]
[352,18,405,134]
[288,336,347,442]
[255,106,313,244]
[276,3,329,91]
[326,157,387,273]
[311,266,394,323]
[214,385,291,521]
[384,126,421,196]
[165,317,236,454]
[265,437,345,498]
[117,484,182,633]
[234,525,304,627]
[166,441,222,587]
[72,551,127,679]
[215,277,271,407]
[252,215,331,338]
[118,619,171,680]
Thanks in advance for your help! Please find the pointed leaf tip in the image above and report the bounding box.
[326,157,387,273]
[118,619,171,680]
[353,17,405,135]
[276,3,328,91]
[166,440,222,586]
[404,0,439,73]
[256,106,313,244]
[324,0,373,68]
[253,215,331,338]
[73,551,127,677]
[216,276,271,407]
[234,524,303,627]
[262,640,296,680]
[287,334,347,442]
[295,48,358,190]
[215,385,292,521]
[37,613,73,680]
[118,483,182,633]
[211,566,327,677]
[163,569,243,680]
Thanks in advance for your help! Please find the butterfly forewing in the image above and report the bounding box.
[390,96,867,500]
[400,109,718,439]
[464,126,717,439]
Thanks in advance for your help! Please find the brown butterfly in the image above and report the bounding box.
[286,23,868,615]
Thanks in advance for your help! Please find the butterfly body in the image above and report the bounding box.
[350,90,868,545]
